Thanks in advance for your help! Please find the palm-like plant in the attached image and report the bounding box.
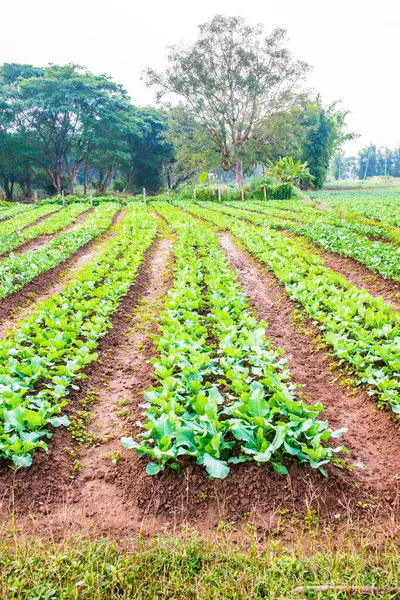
[266,156,314,186]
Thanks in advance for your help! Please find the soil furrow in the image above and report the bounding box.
[218,231,400,496]
[0,209,124,339]
[212,207,400,310]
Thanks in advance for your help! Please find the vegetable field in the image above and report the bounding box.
[0,195,399,539]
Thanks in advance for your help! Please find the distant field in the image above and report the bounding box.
[324,177,400,189]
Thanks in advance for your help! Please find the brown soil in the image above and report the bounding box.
[0,209,124,339]
[219,207,400,311]
[0,220,399,542]
[0,225,176,538]
[218,233,400,487]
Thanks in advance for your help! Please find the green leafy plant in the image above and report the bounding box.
[0,206,156,467]
[122,204,345,479]
[184,202,400,415]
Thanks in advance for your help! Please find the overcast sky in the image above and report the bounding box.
[1,0,398,154]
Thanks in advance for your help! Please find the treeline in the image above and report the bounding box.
[0,62,351,200]
[334,145,400,180]
[0,63,174,200]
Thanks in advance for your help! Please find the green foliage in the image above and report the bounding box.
[300,100,349,189]
[251,182,296,201]
[311,189,400,227]
[0,534,399,598]
[0,203,90,255]
[123,204,344,478]
[145,15,309,186]
[0,206,156,466]
[230,200,400,282]
[0,204,118,299]
[185,202,400,414]
[266,156,314,186]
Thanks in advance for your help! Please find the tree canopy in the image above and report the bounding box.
[144,15,310,187]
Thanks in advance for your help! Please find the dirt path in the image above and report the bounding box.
[0,210,124,339]
[218,232,400,495]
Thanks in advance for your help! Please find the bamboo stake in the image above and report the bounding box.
[241,188,244,201]
[263,185,267,200]
[218,187,221,202]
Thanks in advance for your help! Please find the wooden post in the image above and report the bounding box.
[90,191,93,206]
[241,188,244,201]
[143,188,146,204]
[167,187,171,202]
[263,185,267,200]
[62,190,65,206]
[218,187,221,202]
[193,187,197,202]
[34,191,38,204]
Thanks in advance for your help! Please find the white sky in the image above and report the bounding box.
[1,0,399,155]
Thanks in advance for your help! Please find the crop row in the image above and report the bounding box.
[0,205,156,467]
[209,202,400,282]
[237,199,400,244]
[0,204,118,299]
[183,203,400,414]
[0,203,61,239]
[122,204,344,479]
[310,190,400,227]
[0,203,91,256]
[0,203,38,222]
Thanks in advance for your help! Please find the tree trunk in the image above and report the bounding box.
[363,153,370,180]
[3,176,14,201]
[52,160,63,194]
[69,168,78,194]
[125,171,132,193]
[100,169,113,193]
[25,162,32,199]
[232,153,244,188]
[83,162,88,195]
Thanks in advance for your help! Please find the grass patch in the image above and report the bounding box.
[0,533,398,598]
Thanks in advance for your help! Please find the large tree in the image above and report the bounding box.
[17,64,131,194]
[144,15,309,187]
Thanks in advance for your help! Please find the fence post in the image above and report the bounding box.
[34,191,38,204]
[193,187,197,202]
[143,188,146,204]
[241,188,244,201]
[167,187,171,202]
[90,191,93,207]
[263,185,267,200]
[62,190,65,206]
[218,187,221,202]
